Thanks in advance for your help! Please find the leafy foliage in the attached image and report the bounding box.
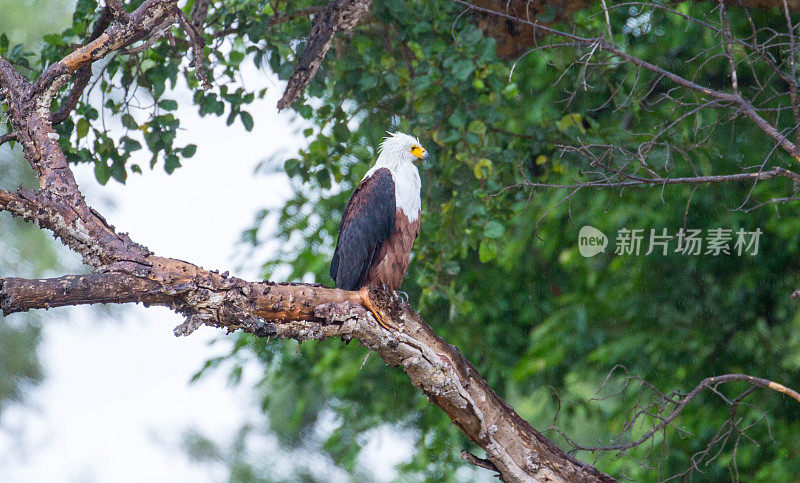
[238,1,800,479]
[4,0,800,480]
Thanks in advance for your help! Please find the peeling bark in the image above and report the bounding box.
[0,266,612,482]
[0,1,616,480]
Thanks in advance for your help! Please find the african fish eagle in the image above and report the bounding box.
[330,132,427,329]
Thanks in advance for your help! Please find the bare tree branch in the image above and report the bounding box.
[176,8,213,89]
[32,0,177,113]
[454,0,800,162]
[0,267,613,482]
[277,0,372,110]
[0,131,16,146]
[0,3,614,479]
[558,372,800,454]
[52,5,114,125]
[190,0,211,30]
[462,450,502,475]
[500,166,800,191]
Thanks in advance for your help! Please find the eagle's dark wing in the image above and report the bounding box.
[330,168,396,290]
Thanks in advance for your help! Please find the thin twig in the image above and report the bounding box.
[558,372,800,454]
[599,0,614,45]
[499,167,800,193]
[0,131,17,147]
[781,0,800,147]
[461,450,501,474]
[452,0,800,162]
[176,8,212,89]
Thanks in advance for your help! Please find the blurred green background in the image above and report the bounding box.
[2,0,800,481]
[0,0,73,427]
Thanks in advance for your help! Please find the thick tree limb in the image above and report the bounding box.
[0,9,109,148]
[0,76,150,268]
[0,263,614,482]
[106,0,127,19]
[0,273,165,312]
[277,0,372,110]
[0,2,614,480]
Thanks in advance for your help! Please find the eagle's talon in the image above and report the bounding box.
[359,287,396,331]
[396,290,409,303]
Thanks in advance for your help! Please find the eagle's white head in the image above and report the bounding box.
[365,131,424,222]
[377,131,429,167]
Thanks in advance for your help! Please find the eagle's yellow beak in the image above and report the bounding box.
[411,145,428,162]
[420,150,429,162]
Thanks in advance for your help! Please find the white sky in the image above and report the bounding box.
[0,68,414,482]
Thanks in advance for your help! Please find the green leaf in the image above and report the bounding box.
[557,113,586,134]
[121,113,138,130]
[414,97,436,114]
[333,123,350,143]
[473,158,493,179]
[240,111,254,131]
[94,159,110,185]
[76,118,89,139]
[164,153,181,173]
[158,99,178,111]
[121,136,142,152]
[502,82,519,100]
[297,105,313,119]
[467,120,487,136]
[452,60,475,81]
[484,221,505,239]
[478,240,498,262]
[360,75,378,90]
[315,168,331,189]
[353,146,371,160]
[284,158,300,176]
[448,111,466,129]
[182,144,197,158]
[110,162,127,183]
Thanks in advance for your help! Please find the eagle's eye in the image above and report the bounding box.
[410,145,425,158]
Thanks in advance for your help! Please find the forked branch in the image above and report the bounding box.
[0,1,611,481]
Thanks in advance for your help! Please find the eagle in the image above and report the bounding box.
[330,132,427,329]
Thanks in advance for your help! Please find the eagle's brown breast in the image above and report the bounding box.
[365,209,420,290]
